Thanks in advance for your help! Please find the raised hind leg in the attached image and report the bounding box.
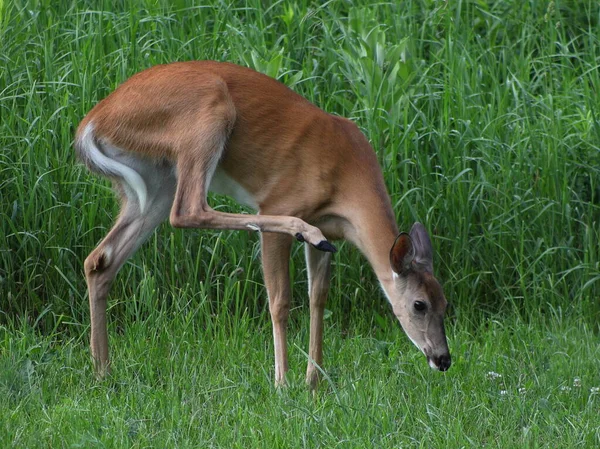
[167,108,336,252]
[169,150,337,252]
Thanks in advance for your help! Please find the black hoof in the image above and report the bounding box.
[295,233,305,242]
[313,240,337,253]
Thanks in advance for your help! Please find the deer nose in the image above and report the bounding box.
[434,354,451,371]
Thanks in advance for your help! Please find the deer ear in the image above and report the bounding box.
[390,233,415,275]
[409,222,434,273]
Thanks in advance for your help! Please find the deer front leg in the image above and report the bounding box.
[305,244,333,389]
[261,233,293,387]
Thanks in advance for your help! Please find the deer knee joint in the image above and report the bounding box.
[169,207,216,229]
[169,214,185,228]
[309,289,328,308]
[269,298,290,324]
[84,249,110,275]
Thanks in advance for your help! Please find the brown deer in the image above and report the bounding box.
[75,61,451,387]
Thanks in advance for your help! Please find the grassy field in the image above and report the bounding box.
[1,0,600,447]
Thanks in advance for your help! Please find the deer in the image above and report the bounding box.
[75,61,451,388]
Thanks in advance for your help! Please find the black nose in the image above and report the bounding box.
[435,354,451,371]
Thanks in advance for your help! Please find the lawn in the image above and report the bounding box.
[1,0,599,447]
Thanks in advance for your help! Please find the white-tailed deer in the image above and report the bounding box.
[75,61,451,387]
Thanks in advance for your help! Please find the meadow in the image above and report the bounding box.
[1,0,600,447]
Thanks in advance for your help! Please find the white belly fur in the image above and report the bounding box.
[208,167,258,209]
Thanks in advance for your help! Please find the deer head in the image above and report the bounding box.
[389,223,451,371]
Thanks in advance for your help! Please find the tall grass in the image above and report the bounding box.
[1,1,600,446]
[2,1,599,331]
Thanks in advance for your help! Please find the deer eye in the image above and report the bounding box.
[414,301,427,312]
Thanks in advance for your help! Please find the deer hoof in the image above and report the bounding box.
[313,240,337,253]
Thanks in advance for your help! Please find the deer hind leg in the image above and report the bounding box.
[170,148,336,251]
[85,155,176,378]
[261,233,293,386]
[168,104,336,252]
[305,244,332,389]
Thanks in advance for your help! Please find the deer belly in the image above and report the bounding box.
[209,167,258,209]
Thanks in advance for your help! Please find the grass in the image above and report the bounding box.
[2,310,600,448]
[1,0,600,447]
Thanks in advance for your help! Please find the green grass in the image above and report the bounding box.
[1,312,599,447]
[1,0,600,447]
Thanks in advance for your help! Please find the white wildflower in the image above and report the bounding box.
[518,387,526,394]
[500,390,508,395]
[560,386,572,392]
[590,387,599,394]
[486,371,502,380]
[573,377,582,388]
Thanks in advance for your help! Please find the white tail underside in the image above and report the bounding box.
[77,122,148,213]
